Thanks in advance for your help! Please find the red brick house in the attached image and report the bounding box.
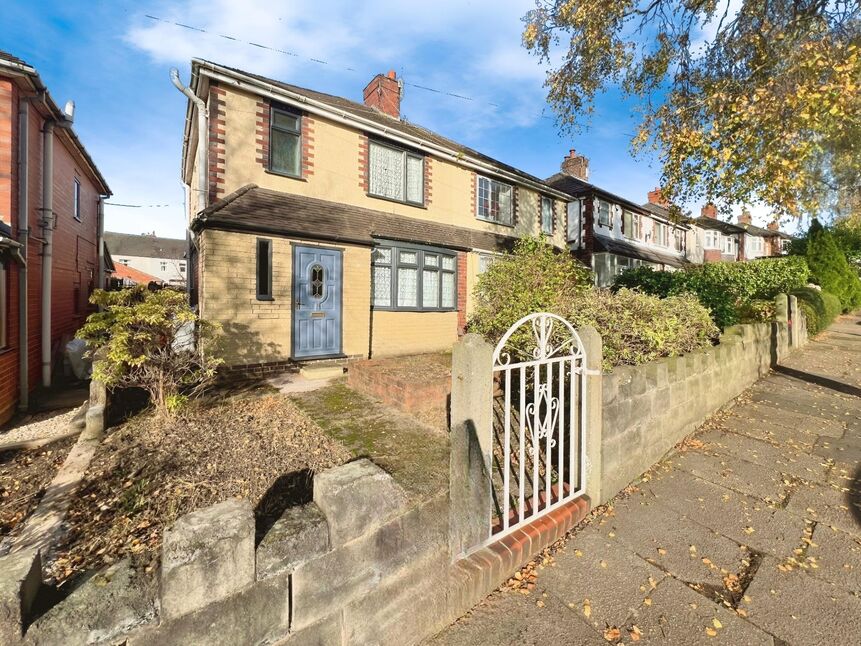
[0,51,111,425]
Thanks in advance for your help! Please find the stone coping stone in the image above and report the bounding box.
[0,548,41,644]
[256,502,329,580]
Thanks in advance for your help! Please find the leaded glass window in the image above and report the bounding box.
[476,176,513,225]
[368,141,424,205]
[371,243,457,311]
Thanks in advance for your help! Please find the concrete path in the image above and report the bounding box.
[427,315,861,645]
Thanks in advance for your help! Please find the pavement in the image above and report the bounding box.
[427,314,861,645]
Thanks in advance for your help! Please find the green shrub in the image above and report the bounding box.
[77,286,223,417]
[805,219,861,311]
[615,256,809,328]
[469,237,718,369]
[736,299,777,323]
[791,287,842,335]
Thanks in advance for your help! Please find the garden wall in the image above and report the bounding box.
[593,293,805,502]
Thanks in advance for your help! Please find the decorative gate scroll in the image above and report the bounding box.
[488,313,587,542]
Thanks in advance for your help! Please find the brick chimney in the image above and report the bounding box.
[561,149,589,181]
[363,70,401,118]
[767,219,779,231]
[738,209,752,225]
[701,203,717,219]
[647,187,669,207]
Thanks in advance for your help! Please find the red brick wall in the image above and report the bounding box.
[703,249,722,263]
[0,78,18,424]
[0,75,104,423]
[358,134,369,191]
[457,252,467,334]
[208,85,227,203]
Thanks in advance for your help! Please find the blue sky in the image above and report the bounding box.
[2,1,779,239]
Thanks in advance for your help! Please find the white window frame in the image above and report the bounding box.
[673,228,684,252]
[541,196,554,235]
[704,230,720,249]
[722,234,736,255]
[372,241,457,312]
[476,176,513,226]
[623,210,641,240]
[596,200,611,227]
[368,140,424,206]
[567,200,582,243]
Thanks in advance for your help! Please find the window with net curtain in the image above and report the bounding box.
[476,176,513,225]
[372,243,457,311]
[270,107,302,177]
[368,141,424,205]
[541,196,554,234]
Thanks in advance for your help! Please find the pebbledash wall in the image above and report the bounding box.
[0,295,806,646]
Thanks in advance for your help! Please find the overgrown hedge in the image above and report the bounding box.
[614,256,809,328]
[791,287,842,335]
[468,237,718,369]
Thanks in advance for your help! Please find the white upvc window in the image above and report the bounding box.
[623,210,641,240]
[596,200,611,227]
[722,234,737,255]
[747,235,763,255]
[704,230,720,249]
[673,228,684,252]
[653,222,669,247]
[368,141,424,205]
[567,200,582,243]
[478,252,499,275]
[476,176,513,225]
[541,196,554,234]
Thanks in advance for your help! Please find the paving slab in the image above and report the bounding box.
[588,495,749,592]
[629,575,774,645]
[739,402,847,438]
[536,526,667,633]
[643,469,807,557]
[667,449,790,505]
[785,478,861,537]
[800,523,861,592]
[717,414,821,452]
[741,556,861,645]
[425,589,604,646]
[697,428,831,483]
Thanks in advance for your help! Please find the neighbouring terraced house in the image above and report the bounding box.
[175,59,795,372]
[0,51,112,425]
[104,231,188,287]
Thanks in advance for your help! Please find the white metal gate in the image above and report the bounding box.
[488,313,587,542]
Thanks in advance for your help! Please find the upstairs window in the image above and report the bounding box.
[372,243,457,311]
[476,176,513,225]
[623,211,641,240]
[704,230,720,249]
[368,141,424,205]
[541,196,554,234]
[73,179,81,221]
[256,238,273,300]
[653,222,669,247]
[722,235,736,255]
[673,228,684,252]
[270,107,302,177]
[597,200,610,227]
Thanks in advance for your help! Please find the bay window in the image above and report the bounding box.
[368,141,424,205]
[270,107,302,177]
[372,242,457,311]
[476,176,513,225]
[541,196,554,234]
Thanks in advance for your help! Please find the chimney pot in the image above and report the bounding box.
[561,149,589,181]
[738,209,752,225]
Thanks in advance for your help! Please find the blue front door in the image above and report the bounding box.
[292,245,342,359]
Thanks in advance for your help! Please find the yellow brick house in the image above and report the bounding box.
[177,59,572,372]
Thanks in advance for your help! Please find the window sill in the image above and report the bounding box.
[265,169,306,182]
[475,216,514,228]
[256,296,275,302]
[366,192,426,210]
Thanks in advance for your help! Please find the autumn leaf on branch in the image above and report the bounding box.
[523,0,861,219]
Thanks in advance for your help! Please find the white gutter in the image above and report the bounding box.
[171,68,208,212]
[40,119,54,387]
[196,63,574,203]
[17,96,29,409]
